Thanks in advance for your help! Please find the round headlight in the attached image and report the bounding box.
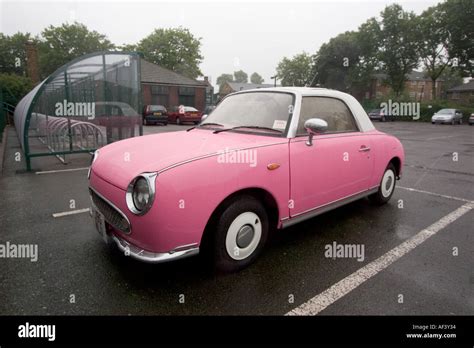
[132,177,151,211]
[126,173,157,215]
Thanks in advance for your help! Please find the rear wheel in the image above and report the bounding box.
[176,117,181,125]
[143,117,148,126]
[209,195,268,272]
[369,163,396,205]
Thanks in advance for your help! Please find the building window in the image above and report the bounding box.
[411,80,417,86]
[409,92,416,99]
[178,87,195,106]
[150,85,169,106]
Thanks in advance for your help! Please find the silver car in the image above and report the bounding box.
[431,109,463,125]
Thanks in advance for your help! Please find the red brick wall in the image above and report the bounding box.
[195,87,206,111]
[141,83,206,112]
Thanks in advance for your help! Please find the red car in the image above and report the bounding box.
[168,105,202,125]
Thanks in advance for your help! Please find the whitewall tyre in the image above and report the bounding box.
[369,163,397,205]
[211,195,268,272]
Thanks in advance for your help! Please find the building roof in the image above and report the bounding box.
[226,82,276,91]
[140,59,207,87]
[447,79,474,92]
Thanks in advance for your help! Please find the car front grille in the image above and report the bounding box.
[89,188,131,234]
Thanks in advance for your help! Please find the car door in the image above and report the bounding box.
[289,96,374,217]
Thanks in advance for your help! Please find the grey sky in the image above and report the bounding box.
[0,0,440,87]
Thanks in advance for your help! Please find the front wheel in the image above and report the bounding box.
[369,163,397,205]
[210,195,269,272]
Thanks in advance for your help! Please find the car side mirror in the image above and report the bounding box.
[201,114,208,123]
[304,118,328,146]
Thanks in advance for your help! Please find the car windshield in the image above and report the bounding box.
[201,92,294,135]
[437,109,454,114]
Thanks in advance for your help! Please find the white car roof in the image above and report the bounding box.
[232,87,375,133]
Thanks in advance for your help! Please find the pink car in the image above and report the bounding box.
[89,87,404,272]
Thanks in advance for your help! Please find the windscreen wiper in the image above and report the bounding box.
[213,125,283,134]
[186,122,224,132]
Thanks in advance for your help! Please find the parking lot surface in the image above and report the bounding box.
[0,122,472,315]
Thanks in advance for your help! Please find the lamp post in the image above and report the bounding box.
[270,75,278,87]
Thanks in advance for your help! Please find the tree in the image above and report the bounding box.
[438,0,474,76]
[0,32,36,76]
[38,22,114,78]
[377,4,420,97]
[311,31,362,92]
[416,5,451,99]
[0,73,33,106]
[216,73,233,90]
[437,66,463,96]
[250,72,264,84]
[233,70,248,83]
[276,52,313,86]
[137,27,203,79]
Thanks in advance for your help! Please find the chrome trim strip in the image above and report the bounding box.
[111,235,199,263]
[126,172,158,215]
[89,186,131,234]
[281,187,379,229]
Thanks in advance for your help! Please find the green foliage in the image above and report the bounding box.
[378,4,419,97]
[233,70,248,83]
[137,27,203,79]
[438,0,474,76]
[276,52,313,86]
[250,72,264,84]
[39,22,115,78]
[0,32,37,76]
[0,73,33,106]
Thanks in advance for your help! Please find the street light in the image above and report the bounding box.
[270,75,278,87]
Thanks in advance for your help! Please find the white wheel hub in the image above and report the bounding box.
[381,169,395,198]
[225,212,262,261]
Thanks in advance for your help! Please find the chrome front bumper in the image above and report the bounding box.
[111,234,199,263]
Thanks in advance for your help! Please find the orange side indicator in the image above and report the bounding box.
[267,163,280,170]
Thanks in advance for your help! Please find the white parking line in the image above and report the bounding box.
[286,202,474,316]
[36,167,89,175]
[398,186,473,203]
[52,208,91,218]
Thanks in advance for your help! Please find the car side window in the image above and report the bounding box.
[297,97,359,135]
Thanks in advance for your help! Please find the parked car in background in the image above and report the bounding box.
[368,108,394,122]
[142,105,168,126]
[88,87,404,272]
[469,113,474,125]
[431,109,463,125]
[168,105,202,125]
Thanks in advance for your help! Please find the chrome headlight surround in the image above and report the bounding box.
[87,150,99,180]
[126,172,157,215]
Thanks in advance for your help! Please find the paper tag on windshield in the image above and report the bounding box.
[272,120,287,130]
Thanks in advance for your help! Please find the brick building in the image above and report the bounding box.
[140,59,208,111]
[446,79,474,105]
[366,71,443,101]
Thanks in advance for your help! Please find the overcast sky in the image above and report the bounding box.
[1,0,440,87]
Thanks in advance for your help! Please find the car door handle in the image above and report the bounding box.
[359,146,371,152]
